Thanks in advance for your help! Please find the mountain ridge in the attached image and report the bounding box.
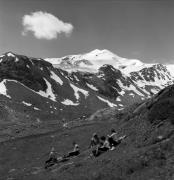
[45,49,174,76]
[0,50,174,142]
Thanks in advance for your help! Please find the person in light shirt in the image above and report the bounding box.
[66,142,80,158]
[108,129,119,150]
[45,147,58,168]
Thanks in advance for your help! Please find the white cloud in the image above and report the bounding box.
[22,11,74,40]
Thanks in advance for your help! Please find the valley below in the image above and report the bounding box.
[0,50,174,180]
[1,85,174,180]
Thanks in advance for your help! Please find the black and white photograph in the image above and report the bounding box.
[0,0,174,179]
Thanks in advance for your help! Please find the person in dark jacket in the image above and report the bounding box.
[92,136,110,157]
[66,142,80,158]
[89,133,100,148]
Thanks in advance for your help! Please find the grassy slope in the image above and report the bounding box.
[0,113,173,180]
[0,121,119,179]
[1,86,174,180]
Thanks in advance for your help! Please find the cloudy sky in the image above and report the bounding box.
[0,0,174,63]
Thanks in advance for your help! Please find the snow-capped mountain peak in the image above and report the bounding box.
[45,49,146,73]
[0,51,174,123]
[45,49,174,79]
[83,49,118,59]
[6,52,16,57]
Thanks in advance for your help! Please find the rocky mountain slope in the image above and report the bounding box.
[46,49,174,98]
[0,81,173,180]
[0,51,174,141]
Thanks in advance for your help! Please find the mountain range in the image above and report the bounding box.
[1,70,174,180]
[45,49,174,74]
[0,49,174,180]
[0,50,174,140]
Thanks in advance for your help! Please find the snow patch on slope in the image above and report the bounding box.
[61,99,79,106]
[128,84,144,97]
[1,79,58,102]
[150,88,159,94]
[50,71,63,85]
[70,84,89,99]
[116,97,121,101]
[22,101,32,106]
[97,96,117,107]
[122,63,155,75]
[117,80,144,97]
[7,52,15,57]
[132,73,172,94]
[38,79,56,101]
[166,64,174,77]
[0,80,11,98]
[45,58,62,65]
[15,57,19,62]
[74,75,79,82]
[86,83,98,91]
[0,55,4,58]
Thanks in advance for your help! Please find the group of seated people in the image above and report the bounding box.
[45,128,122,168]
[89,129,120,157]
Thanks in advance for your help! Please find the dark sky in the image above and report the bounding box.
[0,0,174,63]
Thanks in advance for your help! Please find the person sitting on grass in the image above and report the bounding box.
[108,129,119,150]
[92,136,110,157]
[65,142,80,158]
[89,133,100,148]
[108,129,127,150]
[45,147,58,168]
[98,136,110,151]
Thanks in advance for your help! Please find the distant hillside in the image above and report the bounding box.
[0,80,173,180]
[0,51,174,141]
